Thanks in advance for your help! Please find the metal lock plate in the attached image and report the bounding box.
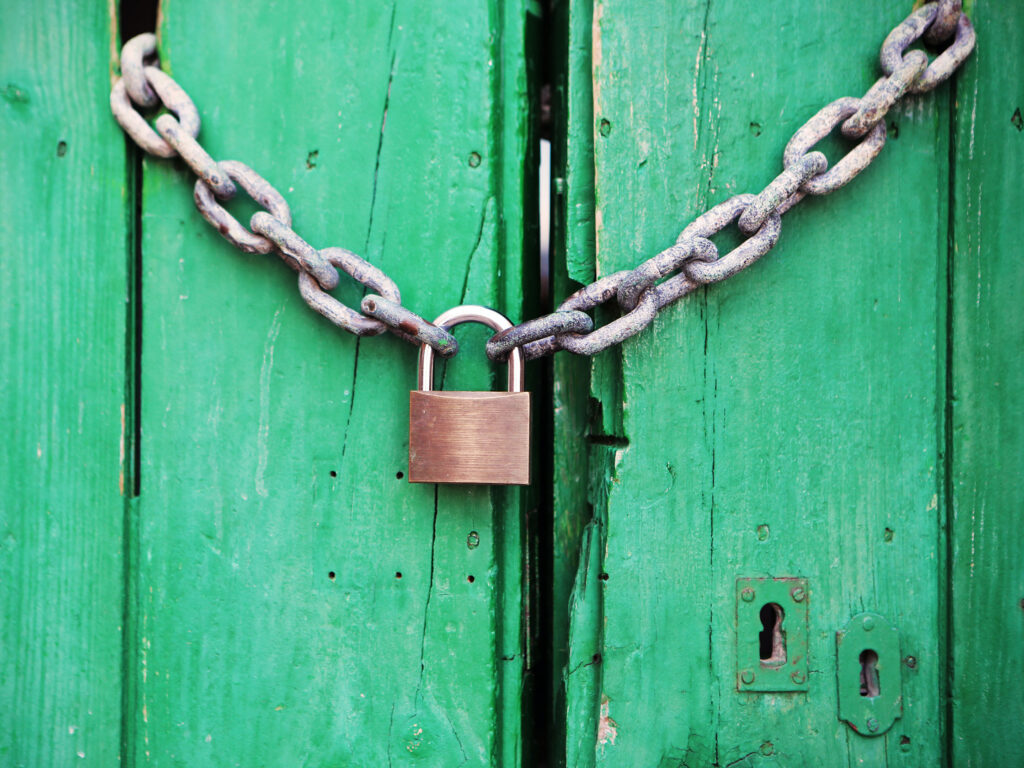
[409,391,530,484]
[836,612,902,736]
[736,577,809,692]
[408,305,531,486]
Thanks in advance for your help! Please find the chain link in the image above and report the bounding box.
[110,37,453,356]
[111,1,974,365]
[192,160,290,255]
[491,1,975,361]
[783,98,887,195]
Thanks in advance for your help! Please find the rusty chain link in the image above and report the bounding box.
[110,33,459,357]
[111,2,974,367]
[488,1,976,362]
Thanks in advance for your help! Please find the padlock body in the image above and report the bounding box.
[409,391,530,485]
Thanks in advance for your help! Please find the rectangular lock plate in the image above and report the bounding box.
[736,577,809,692]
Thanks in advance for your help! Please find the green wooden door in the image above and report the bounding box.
[551,1,1024,766]
[3,1,1021,766]
[4,0,539,765]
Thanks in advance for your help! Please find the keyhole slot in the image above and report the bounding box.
[859,649,880,697]
[758,603,786,666]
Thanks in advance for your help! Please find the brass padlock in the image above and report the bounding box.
[408,305,530,485]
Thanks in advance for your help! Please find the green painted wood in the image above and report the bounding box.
[0,2,128,765]
[949,2,1024,764]
[558,0,961,764]
[549,0,599,764]
[129,2,536,764]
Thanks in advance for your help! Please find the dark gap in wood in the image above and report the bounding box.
[120,0,158,42]
[521,4,558,765]
[942,66,959,768]
[586,434,629,447]
[118,2,158,765]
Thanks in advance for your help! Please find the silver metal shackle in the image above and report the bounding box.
[418,305,525,393]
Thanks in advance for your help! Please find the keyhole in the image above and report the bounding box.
[758,603,786,665]
[859,649,880,697]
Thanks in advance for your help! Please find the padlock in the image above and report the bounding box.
[408,305,530,485]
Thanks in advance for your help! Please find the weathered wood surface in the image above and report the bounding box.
[553,0,1021,765]
[4,1,537,765]
[128,1,537,765]
[4,0,1021,764]
[949,3,1024,764]
[1,2,128,765]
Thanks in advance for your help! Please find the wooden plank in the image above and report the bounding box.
[559,1,955,764]
[549,1,600,763]
[130,1,534,764]
[0,2,128,765]
[949,2,1024,764]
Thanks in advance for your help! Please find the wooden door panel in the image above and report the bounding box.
[0,3,129,765]
[950,3,1024,764]
[130,1,535,764]
[550,1,1006,764]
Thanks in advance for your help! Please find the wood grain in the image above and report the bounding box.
[0,1,128,765]
[129,1,536,764]
[556,0,969,764]
[950,2,1024,764]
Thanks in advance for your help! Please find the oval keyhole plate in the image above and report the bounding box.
[836,612,902,736]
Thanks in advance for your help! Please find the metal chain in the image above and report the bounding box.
[487,1,975,362]
[110,33,460,357]
[111,3,975,367]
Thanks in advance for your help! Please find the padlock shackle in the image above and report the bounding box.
[418,305,525,393]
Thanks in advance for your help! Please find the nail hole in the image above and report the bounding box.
[1011,107,1022,132]
[758,603,786,665]
[329,470,337,478]
[598,572,609,581]
[884,527,894,542]
[598,118,612,137]
[56,140,67,157]
[395,471,404,480]
[756,524,770,541]
[467,575,475,583]
[859,649,880,697]
[590,653,602,665]
[888,121,900,139]
[328,571,336,580]
[468,151,481,167]
[900,735,911,746]
[749,121,762,137]
[395,571,402,579]
[467,531,480,549]
[306,149,318,169]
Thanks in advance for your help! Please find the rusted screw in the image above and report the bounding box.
[741,587,756,602]
[740,670,755,685]
[790,670,807,685]
[904,655,917,669]
[863,616,876,632]
[790,586,806,602]
[866,717,880,733]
